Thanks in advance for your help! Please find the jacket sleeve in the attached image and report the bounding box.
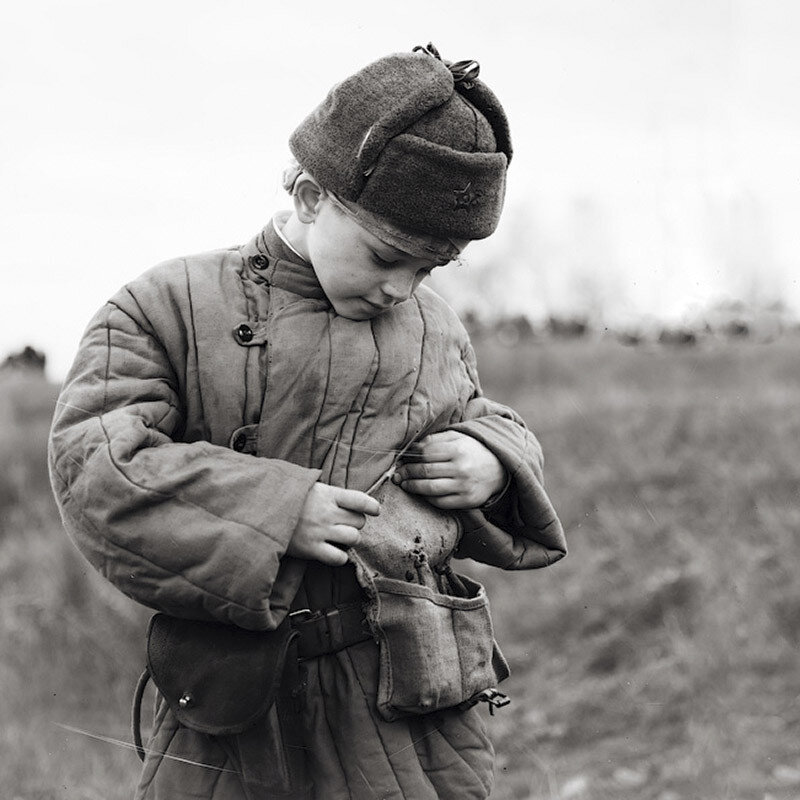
[447,343,567,570]
[48,300,320,631]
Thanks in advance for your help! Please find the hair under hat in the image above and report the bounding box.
[289,44,512,243]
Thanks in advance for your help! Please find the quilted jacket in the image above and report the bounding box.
[48,215,566,799]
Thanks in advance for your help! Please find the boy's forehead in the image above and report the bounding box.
[326,191,465,262]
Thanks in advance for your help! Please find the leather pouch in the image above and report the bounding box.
[142,613,297,736]
[369,572,510,722]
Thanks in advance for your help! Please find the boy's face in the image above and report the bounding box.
[306,198,452,320]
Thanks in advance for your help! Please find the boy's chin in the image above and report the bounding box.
[332,298,393,320]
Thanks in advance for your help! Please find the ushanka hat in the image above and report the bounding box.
[289,43,512,244]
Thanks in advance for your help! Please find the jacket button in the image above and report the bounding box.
[232,432,247,452]
[179,692,194,709]
[249,253,269,270]
[234,323,254,344]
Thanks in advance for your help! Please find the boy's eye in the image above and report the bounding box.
[370,251,395,267]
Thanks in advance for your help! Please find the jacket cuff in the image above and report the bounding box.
[480,472,512,512]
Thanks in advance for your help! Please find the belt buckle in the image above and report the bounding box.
[290,605,367,660]
[289,608,314,624]
[322,607,344,650]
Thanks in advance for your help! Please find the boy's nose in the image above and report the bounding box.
[381,271,415,302]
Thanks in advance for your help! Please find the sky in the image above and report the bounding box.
[2,0,800,379]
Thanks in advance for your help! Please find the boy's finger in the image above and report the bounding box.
[394,461,452,482]
[402,441,458,463]
[316,542,351,567]
[333,487,381,516]
[331,524,362,544]
[399,477,459,497]
[336,510,367,530]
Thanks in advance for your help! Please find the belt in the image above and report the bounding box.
[289,602,373,661]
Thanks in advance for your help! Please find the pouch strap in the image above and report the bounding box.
[132,667,151,762]
[290,602,373,660]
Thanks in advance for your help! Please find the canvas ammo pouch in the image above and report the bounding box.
[352,481,510,722]
[132,613,298,757]
[368,571,509,721]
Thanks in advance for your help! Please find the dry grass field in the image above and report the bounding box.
[1,336,798,799]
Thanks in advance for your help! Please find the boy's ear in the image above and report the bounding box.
[292,174,324,224]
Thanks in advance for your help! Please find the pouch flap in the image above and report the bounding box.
[146,613,296,736]
[356,480,461,588]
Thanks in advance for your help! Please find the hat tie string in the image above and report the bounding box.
[413,42,480,89]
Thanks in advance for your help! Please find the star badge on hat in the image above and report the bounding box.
[453,182,482,210]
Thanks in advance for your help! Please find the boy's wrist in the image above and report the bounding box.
[481,472,511,510]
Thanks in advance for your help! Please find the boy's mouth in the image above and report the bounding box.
[361,298,394,313]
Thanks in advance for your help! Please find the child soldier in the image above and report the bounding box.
[49,44,566,800]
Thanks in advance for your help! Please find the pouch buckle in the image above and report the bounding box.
[458,687,511,715]
[477,688,511,715]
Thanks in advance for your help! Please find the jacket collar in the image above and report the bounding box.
[240,213,328,301]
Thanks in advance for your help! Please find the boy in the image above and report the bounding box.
[49,44,566,800]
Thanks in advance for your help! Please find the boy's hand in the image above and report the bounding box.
[393,431,506,510]
[288,483,380,566]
